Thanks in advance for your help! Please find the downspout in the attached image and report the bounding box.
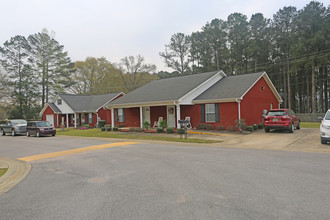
[236,99,242,132]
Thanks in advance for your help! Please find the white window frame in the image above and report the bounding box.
[57,99,62,105]
[205,104,215,122]
[89,113,93,124]
[118,108,124,122]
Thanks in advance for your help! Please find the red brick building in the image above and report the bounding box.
[107,71,282,130]
[40,93,124,128]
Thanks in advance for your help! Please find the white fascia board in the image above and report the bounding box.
[39,103,49,115]
[97,92,126,111]
[178,71,226,105]
[240,72,283,103]
[193,98,239,104]
[108,100,176,109]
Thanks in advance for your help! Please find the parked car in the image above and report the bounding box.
[26,121,56,137]
[1,119,27,136]
[319,110,330,144]
[263,109,300,133]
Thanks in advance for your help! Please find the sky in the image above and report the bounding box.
[1,0,329,72]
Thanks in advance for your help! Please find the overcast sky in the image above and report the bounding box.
[1,0,328,72]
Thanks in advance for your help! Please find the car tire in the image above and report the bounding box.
[264,127,270,133]
[52,133,55,136]
[11,130,16,136]
[321,137,327,144]
[289,123,294,133]
[1,129,5,136]
[26,131,30,137]
[296,121,301,130]
[36,131,40,138]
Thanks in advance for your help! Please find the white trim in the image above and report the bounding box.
[193,98,238,104]
[66,114,69,127]
[178,71,225,104]
[176,104,181,128]
[74,113,77,128]
[140,106,143,128]
[97,92,125,111]
[111,109,115,128]
[109,101,176,109]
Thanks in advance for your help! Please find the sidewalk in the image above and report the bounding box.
[0,156,31,195]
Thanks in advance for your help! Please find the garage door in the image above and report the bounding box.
[46,114,54,126]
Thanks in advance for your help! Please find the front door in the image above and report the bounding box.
[167,105,176,128]
[143,107,150,124]
[46,114,54,127]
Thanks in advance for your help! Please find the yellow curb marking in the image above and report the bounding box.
[187,131,234,137]
[17,141,139,162]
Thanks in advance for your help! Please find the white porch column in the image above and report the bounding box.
[176,104,181,128]
[74,113,77,128]
[237,100,241,120]
[140,106,143,128]
[111,108,115,128]
[56,114,59,127]
[66,114,69,127]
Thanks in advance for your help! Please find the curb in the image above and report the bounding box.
[0,156,31,196]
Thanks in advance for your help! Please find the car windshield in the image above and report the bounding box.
[12,120,27,125]
[267,111,287,116]
[325,111,330,120]
[36,121,51,127]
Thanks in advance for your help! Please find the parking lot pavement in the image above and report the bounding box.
[190,128,329,154]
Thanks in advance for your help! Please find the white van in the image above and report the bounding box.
[320,110,330,144]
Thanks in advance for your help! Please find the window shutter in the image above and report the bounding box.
[201,104,205,123]
[91,113,93,124]
[215,103,219,122]
[115,109,118,122]
[123,109,125,122]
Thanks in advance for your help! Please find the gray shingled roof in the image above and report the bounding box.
[60,93,122,112]
[48,103,61,113]
[194,72,264,101]
[110,71,220,106]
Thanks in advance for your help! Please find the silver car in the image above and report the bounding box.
[1,119,27,136]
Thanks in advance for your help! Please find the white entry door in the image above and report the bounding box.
[46,114,54,126]
[143,107,150,124]
[167,105,176,128]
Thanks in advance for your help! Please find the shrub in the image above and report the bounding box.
[106,127,111,131]
[166,128,174,134]
[157,128,164,133]
[258,124,264,129]
[235,119,246,130]
[98,120,106,128]
[216,125,225,131]
[226,125,234,132]
[113,127,118,131]
[101,127,106,132]
[196,123,214,130]
[143,121,150,130]
[159,120,168,129]
[253,124,258,130]
[177,128,186,134]
[246,126,253,132]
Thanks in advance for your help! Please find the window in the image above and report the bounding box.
[205,104,215,122]
[117,108,125,122]
[89,113,93,124]
[57,99,62,105]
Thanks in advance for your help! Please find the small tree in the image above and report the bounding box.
[235,119,246,131]
[143,121,150,130]
[159,120,167,129]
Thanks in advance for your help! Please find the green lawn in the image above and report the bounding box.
[57,128,221,144]
[0,168,8,177]
[301,122,321,128]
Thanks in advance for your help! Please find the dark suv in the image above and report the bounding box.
[26,121,56,137]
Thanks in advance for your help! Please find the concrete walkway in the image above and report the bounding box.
[0,157,31,195]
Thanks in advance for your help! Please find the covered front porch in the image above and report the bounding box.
[110,104,196,129]
[55,112,98,128]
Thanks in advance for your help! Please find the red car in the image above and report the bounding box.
[263,109,301,133]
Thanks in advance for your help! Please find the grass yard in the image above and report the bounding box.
[0,168,8,177]
[301,122,321,128]
[57,128,221,144]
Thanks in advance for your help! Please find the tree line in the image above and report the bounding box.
[159,1,330,114]
[0,29,157,119]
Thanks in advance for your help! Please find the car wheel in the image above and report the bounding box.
[11,130,16,136]
[321,137,327,144]
[264,127,270,133]
[296,121,301,130]
[1,129,5,136]
[26,131,30,137]
[52,133,55,136]
[289,123,294,133]
[36,131,40,138]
